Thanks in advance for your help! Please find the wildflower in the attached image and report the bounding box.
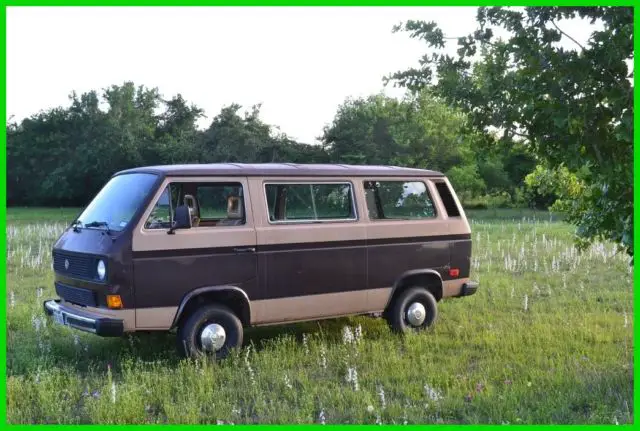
[464,393,473,403]
[302,333,309,354]
[424,384,442,401]
[319,344,327,370]
[354,324,363,342]
[318,408,326,425]
[366,405,374,414]
[10,291,15,308]
[111,382,117,403]
[346,367,359,391]
[475,383,484,393]
[244,346,255,386]
[377,384,386,409]
[217,420,224,425]
[342,326,354,344]
[527,381,532,387]
[284,374,293,390]
[523,294,528,312]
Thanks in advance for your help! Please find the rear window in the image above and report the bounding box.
[434,181,461,217]
[364,180,437,220]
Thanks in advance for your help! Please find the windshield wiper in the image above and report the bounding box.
[84,221,112,234]
[71,219,83,233]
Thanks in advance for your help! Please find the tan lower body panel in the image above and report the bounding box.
[76,279,472,332]
[135,307,178,330]
[251,289,372,325]
[442,278,470,298]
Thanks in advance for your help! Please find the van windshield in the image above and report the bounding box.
[76,173,159,232]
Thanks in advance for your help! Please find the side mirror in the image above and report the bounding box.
[168,205,192,234]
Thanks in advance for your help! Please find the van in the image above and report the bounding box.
[44,163,478,358]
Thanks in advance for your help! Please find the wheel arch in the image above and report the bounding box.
[384,269,444,311]
[171,285,251,329]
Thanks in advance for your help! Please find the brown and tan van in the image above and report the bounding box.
[44,163,478,358]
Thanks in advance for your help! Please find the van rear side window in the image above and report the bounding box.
[364,180,436,220]
[434,181,461,217]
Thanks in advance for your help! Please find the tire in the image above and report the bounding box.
[386,286,438,333]
[176,303,243,359]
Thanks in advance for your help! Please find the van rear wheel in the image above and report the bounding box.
[177,304,243,359]
[386,287,438,333]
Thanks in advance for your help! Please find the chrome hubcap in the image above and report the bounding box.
[200,323,226,352]
[406,302,427,326]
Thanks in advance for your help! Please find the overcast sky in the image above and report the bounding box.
[7,7,600,144]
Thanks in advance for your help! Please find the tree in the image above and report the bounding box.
[322,92,482,173]
[387,7,633,258]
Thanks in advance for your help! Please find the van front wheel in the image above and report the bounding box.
[387,287,438,333]
[177,304,243,359]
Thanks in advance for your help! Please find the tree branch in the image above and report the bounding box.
[550,20,586,51]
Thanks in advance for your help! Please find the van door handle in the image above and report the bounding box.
[233,247,256,253]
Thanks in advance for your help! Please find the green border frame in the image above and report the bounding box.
[1,1,637,428]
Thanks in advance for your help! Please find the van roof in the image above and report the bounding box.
[116,163,444,178]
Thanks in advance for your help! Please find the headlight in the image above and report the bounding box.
[97,260,106,281]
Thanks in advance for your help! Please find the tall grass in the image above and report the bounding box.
[6,209,633,424]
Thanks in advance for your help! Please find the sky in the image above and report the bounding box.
[7,7,601,145]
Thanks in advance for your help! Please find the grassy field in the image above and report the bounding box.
[6,208,634,424]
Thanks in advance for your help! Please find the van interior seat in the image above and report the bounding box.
[184,194,200,227]
[217,196,244,226]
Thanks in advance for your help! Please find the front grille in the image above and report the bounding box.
[55,283,97,307]
[53,250,97,281]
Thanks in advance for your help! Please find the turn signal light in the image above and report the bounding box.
[449,268,460,277]
[106,295,123,309]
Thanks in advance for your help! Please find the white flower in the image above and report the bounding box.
[318,409,326,425]
[342,326,354,344]
[284,374,293,390]
[424,384,442,401]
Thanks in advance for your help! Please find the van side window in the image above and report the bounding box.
[265,183,355,222]
[434,181,461,217]
[196,184,245,225]
[364,180,437,220]
[145,182,245,229]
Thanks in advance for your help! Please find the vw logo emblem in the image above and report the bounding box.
[64,259,69,270]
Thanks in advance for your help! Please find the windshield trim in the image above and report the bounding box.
[73,172,163,234]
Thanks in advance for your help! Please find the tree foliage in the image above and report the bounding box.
[7,82,328,207]
[321,91,534,204]
[387,7,633,257]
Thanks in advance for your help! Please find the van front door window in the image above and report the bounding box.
[144,182,245,229]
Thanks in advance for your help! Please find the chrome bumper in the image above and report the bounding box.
[43,299,124,337]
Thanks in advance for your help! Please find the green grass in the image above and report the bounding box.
[5,208,633,424]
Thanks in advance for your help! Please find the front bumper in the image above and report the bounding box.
[43,299,123,337]
[460,281,479,297]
